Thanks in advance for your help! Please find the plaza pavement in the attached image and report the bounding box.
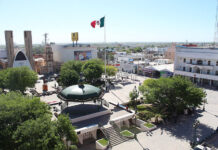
[34,75,218,150]
[103,73,149,104]
[114,88,218,150]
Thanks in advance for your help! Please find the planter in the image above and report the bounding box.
[96,138,109,150]
[120,130,134,138]
[140,122,157,132]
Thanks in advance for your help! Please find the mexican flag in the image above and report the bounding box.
[91,17,105,28]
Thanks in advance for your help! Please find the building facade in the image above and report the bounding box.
[165,43,175,61]
[174,46,218,87]
[51,44,98,63]
[44,45,54,74]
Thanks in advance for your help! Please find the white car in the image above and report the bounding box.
[36,80,41,83]
[194,145,211,150]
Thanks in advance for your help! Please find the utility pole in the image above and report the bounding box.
[214,0,218,46]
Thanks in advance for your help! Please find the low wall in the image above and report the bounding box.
[110,113,134,124]
[135,119,145,126]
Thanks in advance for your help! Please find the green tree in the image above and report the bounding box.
[0,92,78,150]
[56,115,78,149]
[139,76,206,118]
[108,52,114,61]
[13,115,66,150]
[133,47,142,53]
[59,61,83,86]
[59,69,79,87]
[32,45,44,54]
[82,60,103,83]
[0,69,9,91]
[88,58,104,66]
[0,92,51,149]
[61,60,83,74]
[104,65,118,76]
[7,67,37,93]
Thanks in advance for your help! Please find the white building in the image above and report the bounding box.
[154,59,172,65]
[13,50,32,70]
[174,46,218,86]
[51,44,98,63]
[115,52,144,63]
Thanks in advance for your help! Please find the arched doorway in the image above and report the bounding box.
[196,68,200,74]
[197,60,203,65]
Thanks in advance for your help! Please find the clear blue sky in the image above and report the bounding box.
[0,0,217,44]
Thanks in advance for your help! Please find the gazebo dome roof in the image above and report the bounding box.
[58,84,103,102]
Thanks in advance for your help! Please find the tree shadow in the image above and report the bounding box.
[160,112,215,142]
[120,81,133,86]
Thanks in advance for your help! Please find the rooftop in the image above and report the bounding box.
[70,104,133,128]
[145,64,174,72]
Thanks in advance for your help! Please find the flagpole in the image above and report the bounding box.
[104,16,107,87]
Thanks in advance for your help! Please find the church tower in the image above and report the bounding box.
[44,45,53,74]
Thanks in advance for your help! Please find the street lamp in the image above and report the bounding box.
[133,86,139,127]
[203,98,207,111]
[133,86,139,114]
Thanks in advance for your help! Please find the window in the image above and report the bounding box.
[197,60,203,65]
[190,59,192,64]
[189,68,192,72]
[207,70,210,74]
[216,61,218,66]
[183,67,185,71]
[208,61,211,66]
[196,68,200,73]
[216,71,218,75]
[183,58,186,63]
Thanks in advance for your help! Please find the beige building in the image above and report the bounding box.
[165,43,175,61]
[44,45,54,74]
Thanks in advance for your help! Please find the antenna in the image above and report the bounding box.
[43,33,48,45]
[214,0,218,46]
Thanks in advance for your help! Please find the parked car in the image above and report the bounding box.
[194,145,211,150]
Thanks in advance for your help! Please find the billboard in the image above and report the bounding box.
[71,32,78,41]
[74,51,92,60]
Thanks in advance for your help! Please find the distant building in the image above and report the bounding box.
[2,31,34,70]
[0,49,8,69]
[165,43,176,61]
[34,57,45,74]
[174,46,218,87]
[154,59,172,65]
[51,44,97,63]
[51,44,98,72]
[143,64,174,78]
[44,45,54,74]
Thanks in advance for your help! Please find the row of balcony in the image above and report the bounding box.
[176,67,218,76]
[174,69,218,81]
[182,59,218,67]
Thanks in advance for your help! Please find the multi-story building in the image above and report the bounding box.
[174,46,218,87]
[165,43,175,61]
